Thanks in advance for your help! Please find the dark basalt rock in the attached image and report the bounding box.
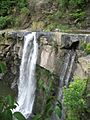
[27,116,32,120]
[61,34,90,49]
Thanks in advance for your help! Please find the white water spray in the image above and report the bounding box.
[15,32,38,119]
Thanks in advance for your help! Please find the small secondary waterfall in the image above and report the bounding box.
[52,50,77,120]
[15,32,38,119]
[59,50,76,120]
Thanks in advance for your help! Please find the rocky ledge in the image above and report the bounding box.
[0,30,90,86]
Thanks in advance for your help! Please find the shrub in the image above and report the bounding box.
[0,0,27,16]
[0,95,26,120]
[69,0,86,7]
[14,7,30,28]
[0,16,14,29]
[31,21,45,31]
[81,42,90,54]
[0,61,7,73]
[14,16,22,27]
[70,9,86,22]
[33,66,61,120]
[0,0,17,16]
[45,23,57,31]
[0,0,28,29]
[0,16,7,29]
[17,0,27,9]
[57,0,87,9]
[63,78,87,120]
[45,23,69,31]
[85,43,90,54]
[57,0,69,8]
[20,7,30,16]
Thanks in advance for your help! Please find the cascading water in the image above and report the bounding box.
[15,32,38,119]
[60,50,76,120]
[52,49,77,120]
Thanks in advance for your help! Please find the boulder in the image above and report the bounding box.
[74,55,90,79]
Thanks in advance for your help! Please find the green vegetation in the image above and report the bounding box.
[0,16,8,29]
[31,21,45,31]
[0,16,14,29]
[34,66,88,120]
[33,66,62,120]
[0,61,7,73]
[0,0,28,29]
[45,23,69,31]
[70,9,86,22]
[63,78,87,120]
[0,95,26,120]
[0,0,89,30]
[0,61,26,120]
[44,0,88,31]
[85,43,90,54]
[85,77,90,116]
[0,0,27,16]
[81,42,90,54]
[57,0,87,9]
[14,7,30,27]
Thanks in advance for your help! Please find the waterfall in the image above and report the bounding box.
[64,51,76,87]
[15,32,38,119]
[60,50,76,120]
[52,50,76,120]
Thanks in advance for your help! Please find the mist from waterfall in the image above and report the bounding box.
[15,32,38,119]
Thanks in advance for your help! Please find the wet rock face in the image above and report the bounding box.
[0,30,90,119]
[0,32,23,92]
[0,31,90,77]
[37,38,64,75]
[0,31,90,89]
[61,34,90,49]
